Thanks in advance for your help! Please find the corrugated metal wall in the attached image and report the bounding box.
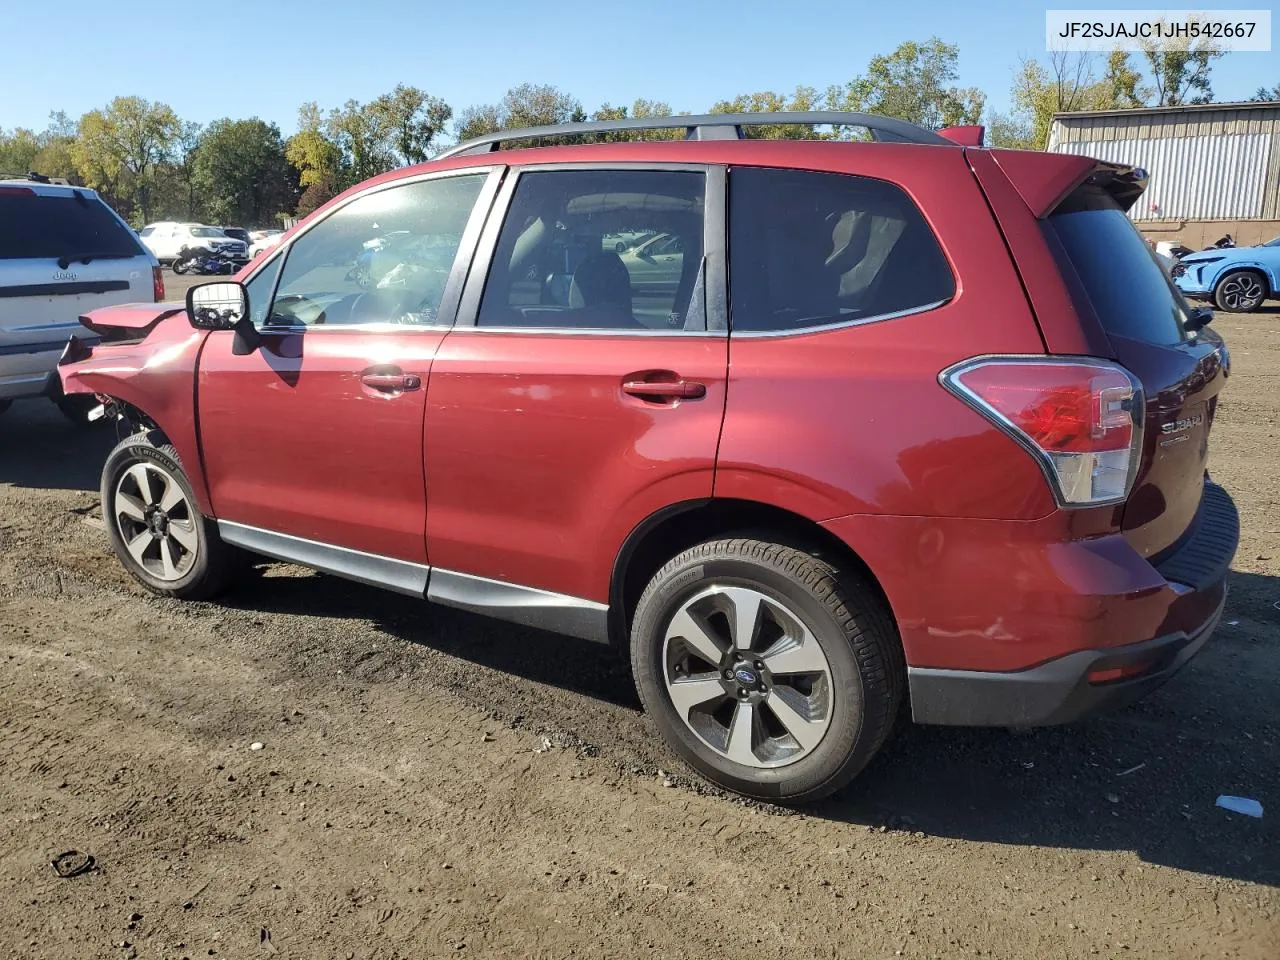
[1048,105,1280,220]
[1051,134,1271,220]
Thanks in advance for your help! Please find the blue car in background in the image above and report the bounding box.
[1173,237,1280,312]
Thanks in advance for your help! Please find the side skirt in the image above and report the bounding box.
[216,521,611,643]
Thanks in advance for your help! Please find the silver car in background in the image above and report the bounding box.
[0,176,161,422]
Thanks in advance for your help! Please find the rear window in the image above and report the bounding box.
[729,167,954,333]
[1046,187,1189,346]
[0,191,143,261]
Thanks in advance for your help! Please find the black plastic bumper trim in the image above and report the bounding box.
[907,588,1226,727]
[1152,480,1239,592]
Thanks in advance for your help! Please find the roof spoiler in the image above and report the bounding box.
[937,125,984,146]
[990,150,1149,217]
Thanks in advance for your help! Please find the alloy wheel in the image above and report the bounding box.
[113,462,199,582]
[662,585,834,768]
[1220,274,1264,310]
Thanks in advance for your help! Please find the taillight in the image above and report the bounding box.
[152,265,165,302]
[0,186,35,196]
[941,357,1144,507]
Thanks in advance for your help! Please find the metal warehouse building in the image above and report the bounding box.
[1047,100,1280,248]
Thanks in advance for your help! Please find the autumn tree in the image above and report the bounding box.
[72,96,180,220]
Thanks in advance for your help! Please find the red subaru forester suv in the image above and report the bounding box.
[59,113,1238,802]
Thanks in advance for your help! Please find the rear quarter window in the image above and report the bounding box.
[0,190,143,261]
[728,167,954,333]
[1046,187,1189,347]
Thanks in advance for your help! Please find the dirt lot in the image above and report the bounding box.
[1,289,1277,959]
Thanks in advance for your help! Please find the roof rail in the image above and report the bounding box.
[436,111,954,160]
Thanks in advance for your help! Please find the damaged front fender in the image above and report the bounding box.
[58,304,215,514]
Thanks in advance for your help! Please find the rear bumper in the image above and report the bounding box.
[907,588,1225,725]
[820,481,1239,727]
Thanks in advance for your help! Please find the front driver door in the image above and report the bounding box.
[195,168,498,584]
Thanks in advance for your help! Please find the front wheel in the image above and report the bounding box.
[1214,270,1267,312]
[172,258,189,275]
[630,539,904,804]
[101,432,241,600]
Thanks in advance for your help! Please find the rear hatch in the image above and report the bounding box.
[1044,182,1227,560]
[0,184,157,357]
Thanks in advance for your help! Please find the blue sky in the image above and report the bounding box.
[2,0,1274,135]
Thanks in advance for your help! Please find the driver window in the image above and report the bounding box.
[265,173,487,327]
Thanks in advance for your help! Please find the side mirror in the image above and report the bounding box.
[186,281,248,331]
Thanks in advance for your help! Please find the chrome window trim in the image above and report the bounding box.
[729,298,952,338]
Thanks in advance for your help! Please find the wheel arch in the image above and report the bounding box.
[608,497,896,648]
[1214,263,1272,295]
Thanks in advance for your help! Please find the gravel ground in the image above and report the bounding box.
[0,297,1276,960]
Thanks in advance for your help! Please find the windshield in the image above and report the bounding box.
[1264,236,1280,247]
[189,227,225,238]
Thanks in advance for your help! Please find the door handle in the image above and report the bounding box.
[361,372,421,391]
[621,378,706,400]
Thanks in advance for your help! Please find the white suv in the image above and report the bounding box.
[0,177,161,422]
[138,222,249,264]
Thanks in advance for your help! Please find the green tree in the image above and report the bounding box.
[1141,22,1222,105]
[710,87,824,139]
[71,96,180,221]
[454,84,585,146]
[0,128,41,175]
[828,38,985,132]
[327,99,394,184]
[1253,84,1280,101]
[1011,50,1150,149]
[193,118,297,226]
[590,98,680,141]
[984,112,1037,150]
[369,85,452,164]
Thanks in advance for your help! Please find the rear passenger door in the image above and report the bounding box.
[423,165,728,628]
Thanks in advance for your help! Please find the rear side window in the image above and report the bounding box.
[1047,187,1188,346]
[728,168,954,332]
[0,190,143,261]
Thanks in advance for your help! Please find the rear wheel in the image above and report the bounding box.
[1214,270,1267,312]
[172,258,189,275]
[630,538,903,804]
[101,432,240,600]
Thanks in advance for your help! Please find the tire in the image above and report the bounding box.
[172,258,189,275]
[54,393,103,427]
[630,538,904,804]
[100,431,240,601]
[1213,269,1268,313]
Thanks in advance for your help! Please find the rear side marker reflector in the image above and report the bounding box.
[940,356,1145,507]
